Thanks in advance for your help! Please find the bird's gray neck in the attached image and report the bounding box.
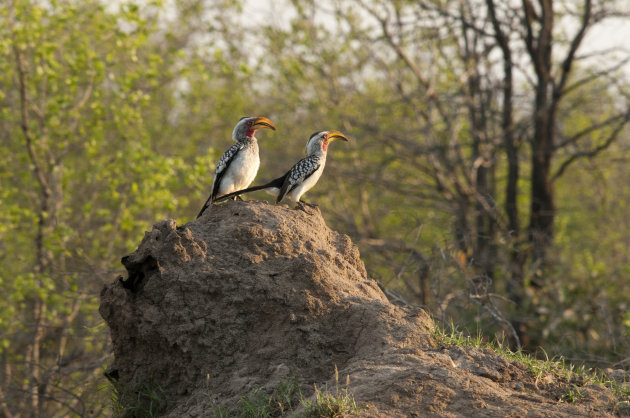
[236,135,257,145]
[311,149,326,159]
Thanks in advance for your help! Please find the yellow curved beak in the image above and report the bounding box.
[326,130,349,143]
[252,117,276,131]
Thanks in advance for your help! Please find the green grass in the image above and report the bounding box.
[212,368,364,418]
[237,375,301,417]
[560,383,584,403]
[210,374,301,417]
[431,321,630,405]
[109,380,171,418]
[301,365,364,417]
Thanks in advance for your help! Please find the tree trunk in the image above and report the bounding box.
[529,98,556,268]
[523,0,556,270]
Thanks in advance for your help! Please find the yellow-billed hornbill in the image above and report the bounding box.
[215,130,348,212]
[196,116,275,218]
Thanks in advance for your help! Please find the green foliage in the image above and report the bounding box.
[256,0,630,372]
[0,0,252,415]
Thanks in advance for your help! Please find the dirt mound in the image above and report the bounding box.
[100,200,623,417]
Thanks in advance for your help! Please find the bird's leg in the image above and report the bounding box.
[301,200,318,208]
[295,200,312,214]
[235,195,243,201]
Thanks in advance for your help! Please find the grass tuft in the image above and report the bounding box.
[211,374,301,417]
[560,383,584,403]
[302,365,363,417]
[432,321,630,405]
[109,380,171,418]
[212,369,364,417]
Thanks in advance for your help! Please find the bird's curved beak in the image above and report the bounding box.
[326,130,349,143]
[252,117,276,131]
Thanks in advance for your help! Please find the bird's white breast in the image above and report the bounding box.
[288,161,325,202]
[218,142,259,196]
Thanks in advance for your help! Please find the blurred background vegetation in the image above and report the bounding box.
[1,0,629,415]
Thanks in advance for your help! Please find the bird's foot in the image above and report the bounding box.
[295,201,312,214]
[295,200,318,214]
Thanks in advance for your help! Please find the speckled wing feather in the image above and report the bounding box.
[211,142,244,202]
[276,156,320,203]
[196,142,245,218]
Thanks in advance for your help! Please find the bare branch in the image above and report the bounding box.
[355,0,450,126]
[555,0,592,97]
[563,55,630,97]
[521,0,538,61]
[552,111,630,181]
[555,112,630,150]
[469,295,522,350]
[11,45,50,201]
[0,384,18,418]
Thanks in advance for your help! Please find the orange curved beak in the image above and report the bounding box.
[252,117,276,131]
[326,130,349,143]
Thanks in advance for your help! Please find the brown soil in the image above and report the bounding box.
[99,200,627,417]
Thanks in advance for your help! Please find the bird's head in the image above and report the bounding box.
[233,116,276,141]
[306,130,349,155]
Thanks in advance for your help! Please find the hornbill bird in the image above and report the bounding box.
[196,116,276,218]
[214,130,348,212]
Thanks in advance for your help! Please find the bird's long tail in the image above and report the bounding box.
[197,176,285,218]
[196,194,214,219]
[215,176,284,203]
[214,183,271,203]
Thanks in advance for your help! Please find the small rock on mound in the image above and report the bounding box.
[99,200,621,417]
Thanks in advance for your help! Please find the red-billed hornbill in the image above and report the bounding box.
[214,130,348,212]
[196,116,275,218]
